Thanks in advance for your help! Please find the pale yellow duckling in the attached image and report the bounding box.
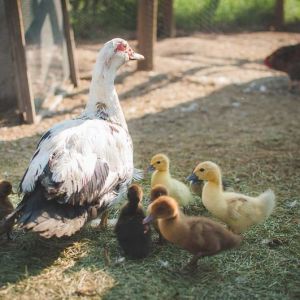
[148,154,194,207]
[189,161,276,233]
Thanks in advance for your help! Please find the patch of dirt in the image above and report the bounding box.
[0,31,299,300]
[2,32,299,190]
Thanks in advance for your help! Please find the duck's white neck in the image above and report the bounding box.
[83,57,127,130]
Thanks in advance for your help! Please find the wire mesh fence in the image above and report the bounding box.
[0,0,299,121]
[21,0,70,110]
[69,0,300,40]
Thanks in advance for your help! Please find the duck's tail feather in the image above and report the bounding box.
[133,168,144,181]
[17,186,88,238]
[258,189,276,219]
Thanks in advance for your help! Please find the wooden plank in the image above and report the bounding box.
[137,0,158,71]
[61,0,79,87]
[162,0,175,38]
[4,0,36,123]
[274,0,284,29]
[0,0,18,110]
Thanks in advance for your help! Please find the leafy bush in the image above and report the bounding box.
[70,0,137,38]
[69,0,300,38]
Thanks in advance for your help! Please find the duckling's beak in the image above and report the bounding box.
[143,224,150,234]
[186,173,201,184]
[143,214,154,224]
[147,165,155,173]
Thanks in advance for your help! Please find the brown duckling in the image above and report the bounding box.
[0,180,15,240]
[115,184,151,259]
[143,196,241,270]
[150,184,168,244]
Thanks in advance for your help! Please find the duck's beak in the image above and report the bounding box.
[147,165,155,173]
[143,214,154,224]
[130,52,144,60]
[186,173,200,184]
[128,47,144,61]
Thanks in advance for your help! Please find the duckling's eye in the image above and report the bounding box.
[199,168,205,172]
[157,161,161,164]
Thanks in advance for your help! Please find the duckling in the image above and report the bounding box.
[143,196,241,270]
[189,161,276,233]
[0,180,15,240]
[148,154,194,207]
[187,169,231,195]
[115,184,151,259]
[150,184,168,244]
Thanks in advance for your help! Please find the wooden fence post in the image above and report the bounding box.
[61,0,79,87]
[137,0,158,71]
[4,0,36,124]
[162,0,175,37]
[274,0,284,29]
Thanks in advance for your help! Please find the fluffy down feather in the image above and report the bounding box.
[191,161,276,233]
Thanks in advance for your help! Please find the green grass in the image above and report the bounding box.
[175,0,300,31]
[70,0,300,38]
[0,169,299,299]
[285,0,300,23]
[1,32,300,299]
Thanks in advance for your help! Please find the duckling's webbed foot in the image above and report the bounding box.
[180,253,202,273]
[157,233,166,245]
[7,231,14,240]
[187,253,202,269]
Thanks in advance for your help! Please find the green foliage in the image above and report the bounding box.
[175,0,298,31]
[214,0,276,27]
[285,0,300,22]
[69,0,137,38]
[70,0,300,37]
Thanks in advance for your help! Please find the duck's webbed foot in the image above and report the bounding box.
[98,210,109,230]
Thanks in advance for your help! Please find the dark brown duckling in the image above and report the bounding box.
[0,180,15,240]
[150,184,168,244]
[115,184,151,259]
[144,196,241,270]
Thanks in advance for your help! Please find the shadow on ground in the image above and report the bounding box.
[0,76,299,299]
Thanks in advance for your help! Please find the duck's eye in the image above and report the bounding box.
[157,161,161,164]
[199,168,205,172]
[116,43,126,52]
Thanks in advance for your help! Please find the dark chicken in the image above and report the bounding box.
[264,43,300,91]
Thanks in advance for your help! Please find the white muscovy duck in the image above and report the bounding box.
[6,38,144,238]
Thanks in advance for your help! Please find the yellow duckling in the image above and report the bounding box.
[148,154,194,207]
[188,161,275,233]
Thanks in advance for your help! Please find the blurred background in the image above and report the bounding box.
[70,0,299,39]
[0,0,299,124]
[0,2,299,299]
